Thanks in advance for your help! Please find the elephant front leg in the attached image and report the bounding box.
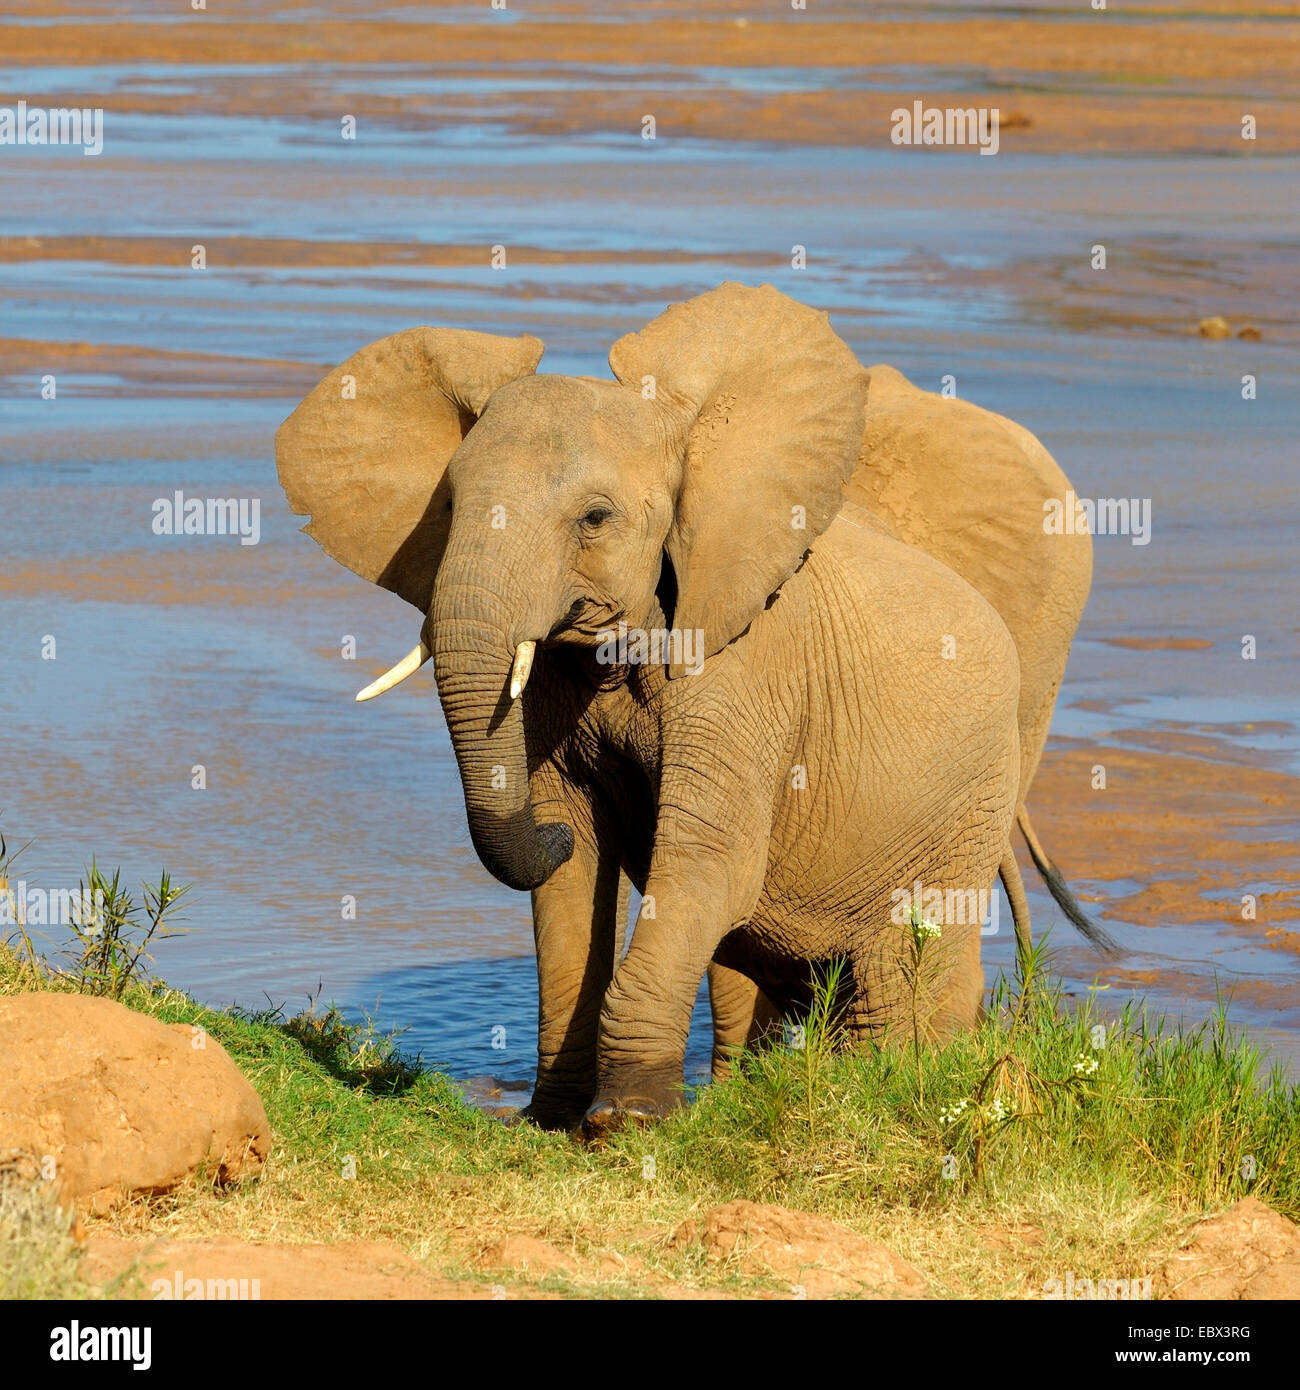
[582,874,730,1136]
[581,708,780,1136]
[584,832,771,1134]
[518,840,623,1130]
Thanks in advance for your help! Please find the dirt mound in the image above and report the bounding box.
[1158,1198,1300,1299]
[84,1235,472,1300]
[0,993,269,1214]
[478,1233,646,1282]
[479,1234,580,1278]
[677,1200,926,1299]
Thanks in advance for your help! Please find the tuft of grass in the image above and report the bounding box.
[234,990,425,1096]
[59,861,188,1000]
[1,833,187,1000]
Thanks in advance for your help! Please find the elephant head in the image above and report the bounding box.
[276,284,868,893]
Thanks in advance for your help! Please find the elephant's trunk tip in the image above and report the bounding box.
[481,819,575,891]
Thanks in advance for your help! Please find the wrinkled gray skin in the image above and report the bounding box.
[277,285,1024,1134]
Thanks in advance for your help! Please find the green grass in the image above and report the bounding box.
[2,844,1298,1298]
[678,964,1299,1224]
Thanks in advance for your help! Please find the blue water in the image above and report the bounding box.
[2,0,1297,1093]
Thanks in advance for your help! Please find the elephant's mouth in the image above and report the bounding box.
[546,595,625,644]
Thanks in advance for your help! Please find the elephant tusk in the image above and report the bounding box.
[509,640,536,700]
[355,641,431,702]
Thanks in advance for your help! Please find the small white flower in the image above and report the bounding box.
[983,1096,1010,1123]
[1073,1053,1099,1077]
[939,1098,970,1125]
[906,904,942,940]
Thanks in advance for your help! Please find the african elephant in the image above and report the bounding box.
[276,283,1024,1133]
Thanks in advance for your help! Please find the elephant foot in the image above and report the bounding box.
[580,1081,685,1140]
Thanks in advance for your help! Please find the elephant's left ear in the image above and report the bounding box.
[276,326,544,612]
[609,283,867,675]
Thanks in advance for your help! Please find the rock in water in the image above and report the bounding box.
[0,993,270,1213]
[1197,316,1232,339]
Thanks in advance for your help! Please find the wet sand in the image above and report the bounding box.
[1032,729,1299,931]
[4,1,1300,157]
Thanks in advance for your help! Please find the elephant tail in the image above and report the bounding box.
[998,848,1032,976]
[1017,807,1119,955]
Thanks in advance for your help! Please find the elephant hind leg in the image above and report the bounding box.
[845,921,983,1048]
[707,960,782,1081]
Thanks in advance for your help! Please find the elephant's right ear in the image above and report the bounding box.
[276,327,544,612]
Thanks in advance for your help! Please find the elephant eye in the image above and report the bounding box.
[580,506,613,528]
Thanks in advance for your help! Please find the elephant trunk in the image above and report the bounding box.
[429,568,573,892]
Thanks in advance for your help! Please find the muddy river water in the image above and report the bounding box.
[1,0,1296,1098]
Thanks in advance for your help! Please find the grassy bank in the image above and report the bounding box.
[1,859,1297,1299]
